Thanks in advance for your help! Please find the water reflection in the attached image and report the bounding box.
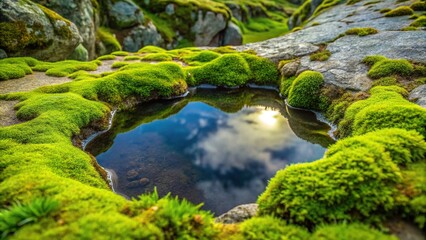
[87,88,334,215]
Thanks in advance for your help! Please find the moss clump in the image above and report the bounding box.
[371,77,398,87]
[97,55,116,61]
[111,51,129,56]
[411,1,426,11]
[311,223,398,240]
[380,8,391,13]
[239,216,310,240]
[0,21,31,53]
[410,16,426,27]
[365,56,414,79]
[345,27,378,36]
[287,71,324,109]
[181,50,221,65]
[258,132,402,226]
[384,6,414,17]
[138,46,167,54]
[0,57,37,80]
[32,60,99,77]
[141,53,173,62]
[310,50,331,61]
[326,91,369,125]
[124,56,142,61]
[347,0,362,5]
[111,61,130,68]
[338,86,426,137]
[96,27,121,53]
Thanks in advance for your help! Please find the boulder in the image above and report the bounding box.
[68,44,89,61]
[215,204,258,224]
[0,49,7,59]
[123,22,164,52]
[222,22,243,46]
[280,60,300,77]
[0,0,81,61]
[32,0,97,59]
[108,0,144,29]
[409,85,426,108]
[192,11,227,46]
[126,169,139,181]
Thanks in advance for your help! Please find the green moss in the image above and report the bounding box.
[0,58,36,80]
[138,46,167,54]
[310,50,331,61]
[141,53,173,62]
[311,223,398,240]
[362,55,387,66]
[287,71,324,109]
[0,22,31,53]
[410,16,426,27]
[380,8,391,13]
[345,27,378,36]
[338,86,426,138]
[371,77,399,87]
[258,132,402,226]
[279,76,296,97]
[124,56,142,61]
[111,61,130,68]
[181,50,221,65]
[240,53,279,85]
[111,51,129,56]
[96,27,122,53]
[411,1,426,11]
[32,60,99,77]
[239,216,310,240]
[365,56,414,79]
[97,55,116,61]
[326,91,369,125]
[384,6,414,17]
[402,26,419,31]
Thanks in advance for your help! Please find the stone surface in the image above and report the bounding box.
[215,204,258,224]
[192,11,227,46]
[126,169,139,181]
[0,49,7,59]
[123,22,164,52]
[68,44,89,61]
[222,22,243,46]
[280,60,300,77]
[409,85,426,108]
[236,0,424,91]
[109,0,144,29]
[32,0,97,59]
[0,0,81,61]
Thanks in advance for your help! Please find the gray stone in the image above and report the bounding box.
[126,169,139,181]
[0,49,7,59]
[192,11,227,46]
[215,204,258,224]
[165,4,175,15]
[222,22,243,46]
[68,44,89,61]
[409,85,426,108]
[123,22,164,52]
[139,178,150,186]
[32,0,97,59]
[0,0,81,61]
[226,3,243,22]
[280,60,300,77]
[109,0,144,29]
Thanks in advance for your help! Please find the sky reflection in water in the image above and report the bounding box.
[88,89,331,215]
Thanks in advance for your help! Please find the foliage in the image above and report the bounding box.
[345,27,378,36]
[239,216,310,240]
[287,71,324,109]
[280,76,296,97]
[384,6,414,17]
[111,61,130,68]
[311,223,398,240]
[124,56,142,61]
[310,50,331,61]
[326,91,369,125]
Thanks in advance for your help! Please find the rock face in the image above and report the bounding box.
[192,11,227,46]
[0,0,81,61]
[123,22,164,52]
[222,22,243,46]
[215,204,258,224]
[32,0,97,59]
[409,85,426,108]
[68,44,89,61]
[237,0,426,91]
[108,0,144,29]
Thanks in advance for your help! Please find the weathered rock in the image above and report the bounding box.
[192,11,227,46]
[409,85,426,108]
[226,3,243,22]
[0,49,7,59]
[68,44,89,61]
[165,4,175,15]
[123,22,164,52]
[109,0,144,29]
[126,169,139,181]
[280,60,300,77]
[215,204,258,224]
[222,22,243,46]
[32,0,97,59]
[0,0,81,61]
[139,178,150,186]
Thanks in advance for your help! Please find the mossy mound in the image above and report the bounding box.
[345,27,378,36]
[411,1,426,11]
[0,58,37,80]
[287,71,324,110]
[96,27,122,54]
[365,56,414,79]
[384,6,414,17]
[141,53,174,62]
[311,223,398,240]
[310,50,331,61]
[32,60,100,77]
[410,16,426,27]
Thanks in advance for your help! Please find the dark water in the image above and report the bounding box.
[87,88,334,215]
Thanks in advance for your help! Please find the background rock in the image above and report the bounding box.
[409,85,426,108]
[108,0,144,29]
[222,22,243,46]
[123,22,164,52]
[192,11,227,46]
[67,44,89,61]
[216,204,258,224]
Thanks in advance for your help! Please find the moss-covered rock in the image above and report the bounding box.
[384,6,414,17]
[345,27,378,36]
[67,44,89,61]
[96,27,122,56]
[287,71,324,110]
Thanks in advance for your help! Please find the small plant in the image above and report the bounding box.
[310,50,331,61]
[384,6,414,17]
[138,46,167,54]
[0,198,59,238]
[345,27,378,36]
[288,71,324,109]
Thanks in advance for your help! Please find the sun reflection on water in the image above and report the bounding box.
[258,108,280,127]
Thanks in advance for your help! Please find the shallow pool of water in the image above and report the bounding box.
[87,88,334,215]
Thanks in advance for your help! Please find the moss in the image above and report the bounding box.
[380,8,391,13]
[138,45,167,54]
[410,16,426,27]
[111,61,130,68]
[310,50,331,61]
[411,1,426,11]
[0,21,31,53]
[124,56,142,61]
[402,26,419,31]
[258,132,402,227]
[287,71,324,110]
[338,86,426,138]
[345,27,378,36]
[141,53,173,62]
[111,51,129,56]
[239,216,310,240]
[347,0,362,5]
[32,60,99,77]
[326,91,369,125]
[384,6,414,17]
[0,58,36,81]
[96,27,122,53]
[371,77,399,87]
[311,223,398,240]
[365,56,414,79]
[181,50,221,65]
[97,55,116,61]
